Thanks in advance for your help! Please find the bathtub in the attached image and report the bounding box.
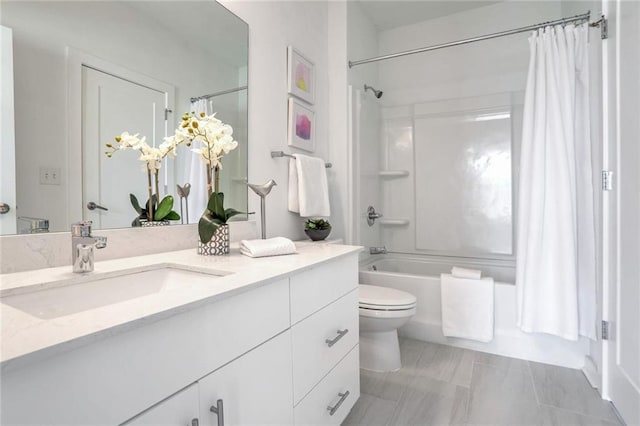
[359,254,589,368]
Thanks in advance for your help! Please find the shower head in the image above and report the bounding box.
[364,84,383,99]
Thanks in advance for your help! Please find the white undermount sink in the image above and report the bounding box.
[2,266,229,319]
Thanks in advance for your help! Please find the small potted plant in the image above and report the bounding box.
[304,218,331,241]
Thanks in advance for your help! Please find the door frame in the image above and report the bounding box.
[0,25,17,234]
[601,0,640,424]
[66,48,175,225]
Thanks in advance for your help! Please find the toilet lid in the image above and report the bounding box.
[359,284,417,309]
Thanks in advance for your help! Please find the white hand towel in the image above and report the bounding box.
[451,266,482,280]
[240,237,297,258]
[287,154,330,217]
[441,273,494,342]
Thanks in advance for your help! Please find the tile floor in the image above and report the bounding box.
[344,338,622,426]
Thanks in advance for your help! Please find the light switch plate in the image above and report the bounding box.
[39,167,61,185]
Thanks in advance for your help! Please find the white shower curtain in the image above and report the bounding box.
[516,23,597,341]
[182,99,210,224]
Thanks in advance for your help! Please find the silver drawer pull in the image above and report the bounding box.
[210,399,224,426]
[327,390,350,416]
[325,329,349,347]
[190,418,199,426]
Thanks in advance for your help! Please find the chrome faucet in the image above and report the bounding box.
[370,246,387,255]
[71,221,107,273]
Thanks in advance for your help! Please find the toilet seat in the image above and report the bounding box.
[359,284,417,311]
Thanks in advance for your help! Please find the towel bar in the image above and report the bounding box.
[271,151,332,168]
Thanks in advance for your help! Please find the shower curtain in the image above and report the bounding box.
[182,99,210,224]
[516,23,596,341]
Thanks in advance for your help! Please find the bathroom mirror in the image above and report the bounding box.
[0,1,248,235]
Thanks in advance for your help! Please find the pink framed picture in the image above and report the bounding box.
[288,98,315,152]
[287,46,315,105]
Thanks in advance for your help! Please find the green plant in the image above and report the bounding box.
[130,193,180,226]
[304,218,331,230]
[198,192,243,244]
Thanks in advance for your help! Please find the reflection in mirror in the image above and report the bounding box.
[0,1,248,235]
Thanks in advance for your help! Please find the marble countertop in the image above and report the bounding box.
[0,241,362,370]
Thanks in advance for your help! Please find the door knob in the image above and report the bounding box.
[87,202,108,211]
[0,203,9,214]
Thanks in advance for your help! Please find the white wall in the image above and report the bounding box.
[220,1,334,240]
[1,1,241,233]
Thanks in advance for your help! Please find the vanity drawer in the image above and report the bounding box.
[290,254,358,324]
[291,288,359,404]
[294,345,360,425]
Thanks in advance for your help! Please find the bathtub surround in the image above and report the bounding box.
[516,23,597,341]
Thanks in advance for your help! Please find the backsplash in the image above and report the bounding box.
[0,222,258,274]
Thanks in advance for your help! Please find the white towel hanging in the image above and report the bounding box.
[287,154,330,217]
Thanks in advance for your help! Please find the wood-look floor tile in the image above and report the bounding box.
[343,393,397,426]
[388,375,469,426]
[529,362,619,423]
[539,404,623,426]
[466,363,540,425]
[360,368,411,402]
[399,337,428,368]
[473,351,529,372]
[415,342,474,388]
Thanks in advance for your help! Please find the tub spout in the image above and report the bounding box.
[370,246,387,255]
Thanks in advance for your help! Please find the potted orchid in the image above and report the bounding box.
[105,132,181,226]
[165,111,242,255]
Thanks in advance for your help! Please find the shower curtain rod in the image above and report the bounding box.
[190,85,247,103]
[349,11,592,68]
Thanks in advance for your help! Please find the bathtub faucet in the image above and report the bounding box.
[370,246,387,255]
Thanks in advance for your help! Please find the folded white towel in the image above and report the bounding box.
[451,266,482,280]
[441,273,494,342]
[287,154,330,217]
[240,237,297,258]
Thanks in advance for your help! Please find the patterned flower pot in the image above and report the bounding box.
[197,224,230,256]
[140,220,170,227]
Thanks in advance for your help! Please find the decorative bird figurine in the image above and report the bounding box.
[176,183,191,224]
[247,179,277,198]
[247,180,277,239]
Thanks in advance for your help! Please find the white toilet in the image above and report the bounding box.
[358,284,417,372]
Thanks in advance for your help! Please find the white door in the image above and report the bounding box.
[0,25,17,234]
[198,330,294,426]
[604,1,640,424]
[82,66,167,229]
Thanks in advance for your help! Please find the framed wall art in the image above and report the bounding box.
[287,97,315,152]
[287,46,315,104]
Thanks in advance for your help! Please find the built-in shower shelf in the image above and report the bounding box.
[378,170,410,178]
[379,218,410,226]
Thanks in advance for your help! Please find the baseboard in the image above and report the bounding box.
[582,355,601,390]
[399,318,589,369]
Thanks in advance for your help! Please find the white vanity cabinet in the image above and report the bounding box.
[290,255,360,425]
[197,330,293,426]
[1,250,361,426]
[124,384,200,426]
[126,331,293,426]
